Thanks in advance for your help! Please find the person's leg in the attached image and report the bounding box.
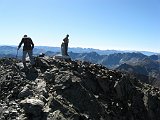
[61,43,65,56]
[22,51,27,68]
[65,43,68,56]
[64,43,68,56]
[61,43,64,56]
[28,50,35,65]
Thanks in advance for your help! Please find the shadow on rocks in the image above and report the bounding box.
[25,67,38,80]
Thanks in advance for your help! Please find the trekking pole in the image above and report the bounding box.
[16,49,18,58]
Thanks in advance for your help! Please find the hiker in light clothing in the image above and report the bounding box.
[62,34,69,56]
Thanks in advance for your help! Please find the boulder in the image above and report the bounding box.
[20,98,44,116]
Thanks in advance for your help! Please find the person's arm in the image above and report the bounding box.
[30,39,34,49]
[18,39,23,50]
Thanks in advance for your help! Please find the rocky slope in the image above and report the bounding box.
[0,57,160,120]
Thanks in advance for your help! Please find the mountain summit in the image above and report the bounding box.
[0,57,160,120]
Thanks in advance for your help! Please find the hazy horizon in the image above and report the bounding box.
[0,0,159,52]
[0,44,159,54]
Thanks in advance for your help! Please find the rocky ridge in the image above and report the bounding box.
[0,57,160,120]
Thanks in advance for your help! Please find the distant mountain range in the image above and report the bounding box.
[0,45,160,87]
[0,45,159,56]
[116,57,160,86]
[69,51,160,86]
[0,45,159,69]
[70,52,159,67]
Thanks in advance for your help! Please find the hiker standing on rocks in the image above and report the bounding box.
[18,35,35,68]
[61,34,69,56]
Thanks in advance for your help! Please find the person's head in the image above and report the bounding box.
[24,35,27,38]
[66,34,69,37]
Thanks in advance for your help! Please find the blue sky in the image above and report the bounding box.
[0,0,159,52]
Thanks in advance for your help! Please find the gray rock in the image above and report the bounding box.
[52,110,67,120]
[44,71,55,82]
[20,98,44,116]
[18,85,33,98]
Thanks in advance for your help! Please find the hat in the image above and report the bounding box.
[24,35,27,37]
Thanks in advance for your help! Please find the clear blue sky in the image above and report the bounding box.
[0,0,159,52]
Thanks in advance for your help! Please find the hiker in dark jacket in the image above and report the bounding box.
[18,35,35,68]
[62,34,69,56]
